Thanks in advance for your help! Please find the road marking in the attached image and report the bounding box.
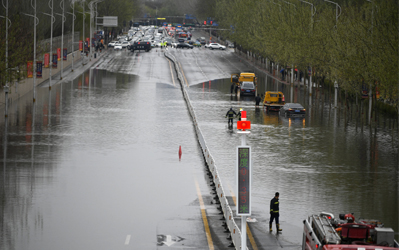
[125,235,131,245]
[168,60,176,87]
[178,62,189,87]
[163,235,175,247]
[228,184,259,250]
[195,179,214,250]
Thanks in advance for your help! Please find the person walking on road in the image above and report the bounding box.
[235,84,240,96]
[237,108,243,121]
[225,107,237,127]
[269,192,282,233]
[255,94,262,107]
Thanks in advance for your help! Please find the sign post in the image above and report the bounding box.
[236,110,251,250]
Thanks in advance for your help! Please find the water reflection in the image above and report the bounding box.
[1,68,190,249]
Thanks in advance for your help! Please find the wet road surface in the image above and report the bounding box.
[0,31,398,250]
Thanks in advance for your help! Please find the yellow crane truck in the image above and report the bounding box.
[231,73,257,96]
[263,91,285,112]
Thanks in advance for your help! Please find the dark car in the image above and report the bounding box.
[240,82,256,96]
[176,43,193,49]
[279,103,306,117]
[130,41,151,52]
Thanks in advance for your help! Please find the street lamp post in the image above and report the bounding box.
[42,0,55,90]
[88,0,102,61]
[60,0,65,79]
[322,0,341,108]
[22,0,39,102]
[295,0,316,100]
[89,1,93,61]
[77,1,90,65]
[323,0,341,29]
[2,0,9,85]
[296,0,316,30]
[66,0,77,72]
[366,0,375,124]
[54,10,66,78]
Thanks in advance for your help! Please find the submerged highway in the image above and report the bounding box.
[0,29,398,250]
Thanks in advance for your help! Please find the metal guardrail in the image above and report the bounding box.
[164,52,243,249]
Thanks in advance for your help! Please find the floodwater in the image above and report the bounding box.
[0,69,209,250]
[0,58,398,249]
[187,74,399,239]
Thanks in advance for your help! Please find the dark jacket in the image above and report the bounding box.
[255,95,261,104]
[237,111,242,120]
[270,197,279,214]
[226,109,237,118]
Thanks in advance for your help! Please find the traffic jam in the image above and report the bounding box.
[106,24,230,52]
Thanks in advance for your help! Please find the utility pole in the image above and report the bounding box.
[33,0,37,101]
[60,0,65,79]
[1,0,11,86]
[67,0,76,72]
[42,0,55,90]
[55,0,66,79]
[23,0,39,101]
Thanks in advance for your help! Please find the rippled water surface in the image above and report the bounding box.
[187,76,398,238]
[0,69,207,250]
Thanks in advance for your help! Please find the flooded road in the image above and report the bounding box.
[187,75,399,238]
[0,44,398,250]
[169,37,398,240]
[0,60,213,249]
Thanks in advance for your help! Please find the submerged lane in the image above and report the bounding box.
[0,50,214,250]
[168,42,398,241]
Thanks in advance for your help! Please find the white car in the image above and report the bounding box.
[155,40,163,47]
[108,41,117,47]
[209,43,226,50]
[121,41,129,48]
[114,42,122,50]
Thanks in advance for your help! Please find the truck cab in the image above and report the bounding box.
[263,91,285,111]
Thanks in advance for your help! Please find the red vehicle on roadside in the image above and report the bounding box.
[302,212,399,250]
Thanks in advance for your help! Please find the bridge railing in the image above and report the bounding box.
[164,52,243,249]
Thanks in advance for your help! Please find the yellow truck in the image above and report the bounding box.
[263,91,285,111]
[231,72,257,84]
[231,73,257,96]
